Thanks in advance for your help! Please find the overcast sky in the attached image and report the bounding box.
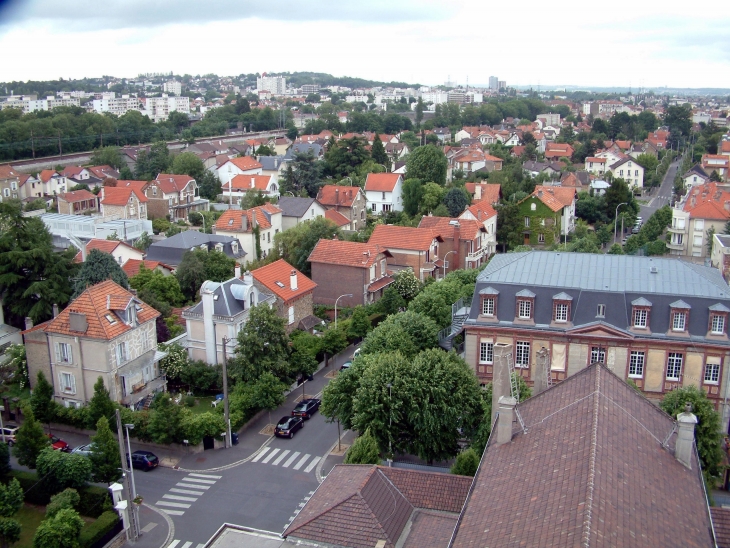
[1,0,729,89]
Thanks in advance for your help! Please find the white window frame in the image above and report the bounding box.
[59,372,76,394]
[596,304,606,318]
[56,342,73,363]
[672,311,686,331]
[518,300,532,319]
[117,341,128,365]
[482,297,495,316]
[666,352,683,381]
[515,341,530,368]
[705,359,721,384]
[711,314,726,335]
[633,309,647,328]
[629,351,645,378]
[554,303,568,322]
[288,305,295,325]
[479,341,494,364]
[590,346,606,364]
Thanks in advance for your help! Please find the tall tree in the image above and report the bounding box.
[30,372,55,429]
[89,146,123,169]
[348,306,371,341]
[401,178,424,216]
[0,478,23,548]
[274,217,340,276]
[442,187,471,217]
[324,136,370,179]
[36,447,91,492]
[370,135,390,169]
[252,372,287,428]
[12,406,50,469]
[87,377,116,430]
[406,145,447,185]
[72,248,129,298]
[229,304,291,383]
[344,428,381,464]
[171,152,206,181]
[281,151,321,197]
[89,417,122,484]
[175,249,207,301]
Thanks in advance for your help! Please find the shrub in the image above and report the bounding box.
[79,510,120,548]
[184,395,196,407]
[451,448,480,476]
[8,470,52,505]
[46,488,80,518]
[77,486,111,518]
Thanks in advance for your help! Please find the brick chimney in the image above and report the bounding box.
[475,184,482,200]
[496,396,516,445]
[675,402,698,469]
[250,177,255,188]
[290,269,298,291]
[532,346,550,395]
[492,343,513,425]
[24,317,33,331]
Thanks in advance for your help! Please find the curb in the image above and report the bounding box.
[142,502,175,548]
[315,429,350,484]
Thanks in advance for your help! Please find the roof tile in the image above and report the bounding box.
[252,259,316,303]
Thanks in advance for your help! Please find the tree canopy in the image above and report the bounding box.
[405,145,447,186]
[72,248,129,298]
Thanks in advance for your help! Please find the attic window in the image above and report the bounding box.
[105,314,117,325]
[275,281,285,288]
[228,219,234,225]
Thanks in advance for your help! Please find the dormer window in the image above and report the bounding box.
[232,242,238,253]
[215,243,224,252]
[552,292,572,324]
[631,297,652,330]
[668,300,691,333]
[480,287,499,317]
[200,244,208,251]
[515,289,535,320]
[709,303,729,336]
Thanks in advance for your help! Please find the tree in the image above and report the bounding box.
[198,170,222,201]
[419,182,446,214]
[252,372,287,428]
[390,270,421,302]
[495,201,523,252]
[324,136,370,179]
[607,243,625,254]
[203,250,236,282]
[45,489,80,519]
[370,135,390,169]
[378,286,406,316]
[135,140,171,180]
[134,231,152,251]
[0,478,23,548]
[0,443,9,477]
[89,417,121,484]
[409,278,473,329]
[442,187,471,217]
[406,145,447,185]
[175,249,206,302]
[171,152,206,181]
[30,371,55,428]
[32,507,84,548]
[13,406,49,469]
[147,394,187,446]
[344,428,381,464]
[274,217,341,276]
[451,448,479,476]
[401,178,423,216]
[663,104,692,137]
[348,306,371,341]
[281,151,321,197]
[89,146,123,169]
[360,311,438,357]
[37,447,91,492]
[321,356,371,430]
[229,304,291,383]
[87,377,115,430]
[604,178,634,220]
[320,327,348,367]
[72,248,128,298]
[660,386,723,482]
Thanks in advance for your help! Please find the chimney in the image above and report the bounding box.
[52,304,59,318]
[235,263,241,278]
[24,317,33,331]
[491,343,513,425]
[290,270,298,291]
[538,189,543,198]
[475,184,482,201]
[675,402,698,469]
[251,177,255,188]
[335,188,339,212]
[201,286,217,364]
[243,270,253,285]
[532,347,550,395]
[242,213,248,231]
[496,396,516,445]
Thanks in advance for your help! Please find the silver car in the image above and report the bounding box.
[71,443,96,457]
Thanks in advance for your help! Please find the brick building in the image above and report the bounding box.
[418,216,491,274]
[368,225,441,281]
[146,174,209,220]
[252,259,317,333]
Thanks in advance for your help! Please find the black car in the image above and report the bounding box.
[292,398,321,420]
[275,416,304,438]
[127,450,159,471]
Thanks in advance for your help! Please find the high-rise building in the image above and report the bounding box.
[498,80,507,91]
[257,76,286,95]
[489,76,498,90]
[301,84,320,94]
[163,80,182,96]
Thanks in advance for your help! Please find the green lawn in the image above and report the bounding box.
[185,395,218,416]
[14,504,46,548]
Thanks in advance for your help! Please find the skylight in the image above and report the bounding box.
[105,314,117,324]
[275,281,285,288]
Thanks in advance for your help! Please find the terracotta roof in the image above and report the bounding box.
[155,174,194,194]
[252,259,316,303]
[324,209,351,227]
[73,239,141,263]
[585,156,606,163]
[683,182,730,220]
[122,259,172,278]
[58,189,96,203]
[101,186,147,206]
[317,185,362,208]
[368,224,440,252]
[227,156,263,171]
[368,276,394,292]
[452,364,715,547]
[712,508,730,548]
[0,165,21,179]
[463,201,498,224]
[418,216,484,241]
[464,183,501,204]
[39,169,58,182]
[529,185,576,212]
[214,203,281,232]
[308,239,386,268]
[365,173,401,192]
[41,280,159,340]
[88,165,119,179]
[721,141,730,154]
[60,166,84,178]
[223,174,272,192]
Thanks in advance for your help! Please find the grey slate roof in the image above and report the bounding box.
[276,197,318,218]
[184,279,273,318]
[286,143,322,158]
[145,231,246,266]
[258,155,287,171]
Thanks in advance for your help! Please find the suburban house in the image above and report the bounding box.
[452,252,730,429]
[121,259,174,278]
[308,239,393,307]
[73,239,145,265]
[252,259,317,333]
[324,209,352,229]
[145,231,246,267]
[364,173,403,214]
[609,156,644,192]
[220,174,279,202]
[23,280,166,410]
[584,156,607,175]
[418,216,491,274]
[683,165,711,188]
[459,201,498,250]
[259,155,288,187]
[711,233,730,283]
[668,182,730,258]
[57,189,98,215]
[213,204,283,264]
[464,182,501,204]
[544,143,574,160]
[99,186,148,220]
[38,170,67,196]
[0,165,22,201]
[702,154,729,181]
[517,186,576,246]
[146,174,209,220]
[182,269,276,364]
[368,225,442,281]
[216,156,263,190]
[316,185,367,231]
[276,197,326,230]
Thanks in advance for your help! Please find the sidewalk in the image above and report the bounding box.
[125,504,172,548]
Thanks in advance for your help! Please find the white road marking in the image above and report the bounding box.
[167,541,181,548]
[176,482,209,489]
[156,501,191,509]
[282,452,300,468]
[261,448,280,463]
[293,454,310,470]
[272,450,290,465]
[182,477,217,484]
[187,473,222,479]
[169,488,204,496]
[163,494,198,502]
[304,457,321,473]
[164,510,185,516]
[251,447,270,462]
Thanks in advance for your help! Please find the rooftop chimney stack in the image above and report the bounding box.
[532,347,550,395]
[243,270,253,285]
[496,396,517,445]
[251,177,255,188]
[24,317,33,331]
[675,402,698,469]
[52,304,59,318]
[290,270,298,291]
[475,184,482,200]
[492,343,513,425]
[235,263,241,279]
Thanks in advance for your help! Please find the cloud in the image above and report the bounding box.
[0,0,451,30]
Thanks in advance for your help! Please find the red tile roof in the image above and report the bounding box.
[529,185,576,212]
[100,186,147,206]
[227,156,263,171]
[214,203,281,232]
[464,183,501,204]
[308,239,387,268]
[60,165,84,178]
[463,201,498,224]
[324,209,351,227]
[683,182,730,220]
[0,165,21,179]
[721,141,730,154]
[40,280,159,340]
[73,239,141,263]
[317,185,362,208]
[122,259,172,278]
[223,174,272,192]
[585,156,606,163]
[88,165,119,179]
[364,173,401,192]
[39,169,58,183]
[418,216,484,241]
[155,174,195,194]
[58,189,96,203]
[252,259,316,304]
[712,508,730,548]
[368,224,440,252]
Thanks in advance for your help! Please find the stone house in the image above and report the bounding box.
[517,186,576,246]
[23,280,166,410]
[252,259,317,333]
[146,174,209,220]
[213,204,282,265]
[57,189,98,215]
[99,185,148,220]
[316,185,367,231]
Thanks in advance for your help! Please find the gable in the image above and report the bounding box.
[566,322,634,340]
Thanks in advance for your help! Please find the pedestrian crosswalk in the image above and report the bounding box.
[156,472,221,517]
[166,541,205,548]
[251,447,321,473]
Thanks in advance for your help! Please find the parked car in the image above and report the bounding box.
[127,450,159,471]
[292,398,321,420]
[275,416,304,439]
[353,348,361,359]
[631,226,640,234]
[71,443,96,457]
[48,435,71,452]
[0,424,19,446]
[339,360,352,371]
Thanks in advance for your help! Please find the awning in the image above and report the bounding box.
[368,276,394,293]
[153,350,169,363]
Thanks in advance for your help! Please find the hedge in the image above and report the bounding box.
[6,470,110,517]
[79,510,120,548]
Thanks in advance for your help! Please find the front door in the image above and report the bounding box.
[524,233,531,245]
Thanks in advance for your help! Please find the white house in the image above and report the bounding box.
[682,165,711,189]
[221,174,279,202]
[609,157,644,191]
[216,156,263,190]
[364,173,403,214]
[584,157,607,175]
[214,204,283,264]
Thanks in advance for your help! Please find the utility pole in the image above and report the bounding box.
[221,336,232,447]
[115,409,139,540]
[30,130,35,159]
[57,130,62,157]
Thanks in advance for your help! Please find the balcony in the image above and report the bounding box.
[667,225,685,234]
[121,375,167,408]
[466,246,489,262]
[666,240,685,251]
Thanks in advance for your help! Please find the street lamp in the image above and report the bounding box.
[221,336,233,448]
[387,383,393,467]
[123,424,137,501]
[442,250,456,278]
[614,202,628,245]
[340,176,353,186]
[334,294,353,329]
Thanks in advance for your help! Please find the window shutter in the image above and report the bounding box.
[58,373,64,391]
[70,374,76,393]
[67,345,73,364]
[55,343,60,363]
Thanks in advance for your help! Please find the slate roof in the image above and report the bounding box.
[145,232,246,266]
[369,224,440,252]
[252,259,316,304]
[38,280,159,340]
[308,239,387,268]
[683,164,710,180]
[184,278,272,318]
[365,173,401,192]
[287,143,322,158]
[275,197,318,218]
[451,363,715,548]
[258,155,287,171]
